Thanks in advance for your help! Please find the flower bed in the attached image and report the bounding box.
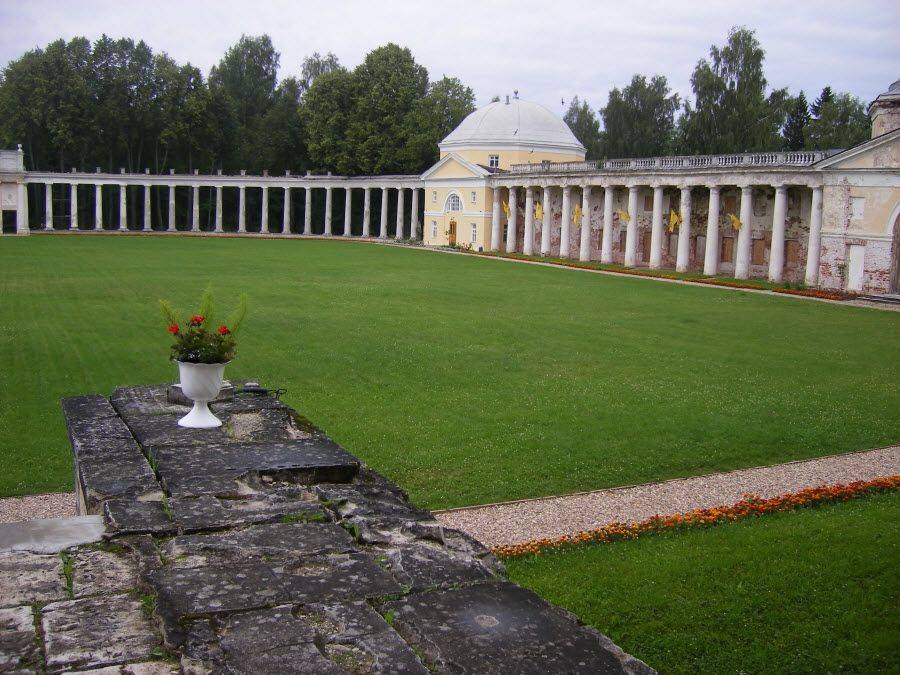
[493,475,900,558]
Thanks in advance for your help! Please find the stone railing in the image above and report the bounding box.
[508,150,836,174]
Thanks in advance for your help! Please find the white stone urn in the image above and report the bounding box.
[176,361,228,428]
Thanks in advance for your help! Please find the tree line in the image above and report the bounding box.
[565,26,872,160]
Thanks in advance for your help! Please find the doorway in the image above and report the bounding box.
[448,220,457,247]
[847,245,865,291]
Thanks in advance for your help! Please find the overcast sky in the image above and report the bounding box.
[3,0,898,114]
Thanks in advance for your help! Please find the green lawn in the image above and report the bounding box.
[506,491,900,673]
[1,235,898,507]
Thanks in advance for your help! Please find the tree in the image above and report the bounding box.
[678,27,785,154]
[301,67,357,174]
[602,75,678,158]
[782,91,810,150]
[403,76,475,169]
[257,77,305,173]
[810,86,834,118]
[563,96,603,160]
[805,92,870,150]
[208,34,279,127]
[299,52,341,94]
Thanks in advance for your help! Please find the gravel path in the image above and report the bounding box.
[0,492,75,523]
[435,446,900,548]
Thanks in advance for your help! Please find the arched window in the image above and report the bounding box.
[445,194,462,212]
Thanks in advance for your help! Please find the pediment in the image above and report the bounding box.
[421,153,490,180]
[815,129,900,170]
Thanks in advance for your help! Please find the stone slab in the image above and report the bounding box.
[0,605,38,672]
[0,516,105,554]
[42,594,160,672]
[171,490,326,532]
[314,483,434,525]
[166,381,234,406]
[384,581,654,674]
[67,662,179,674]
[70,548,139,598]
[0,551,67,608]
[103,500,175,536]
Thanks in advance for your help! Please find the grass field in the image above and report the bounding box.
[1,235,898,507]
[505,490,900,673]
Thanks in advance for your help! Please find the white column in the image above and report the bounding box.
[768,185,788,282]
[559,186,572,258]
[579,185,592,261]
[238,186,246,233]
[94,184,103,230]
[540,186,552,255]
[601,185,614,263]
[410,188,420,239]
[395,187,405,240]
[380,188,388,238]
[624,186,639,267]
[676,187,692,272]
[167,185,176,231]
[215,186,223,232]
[70,184,78,230]
[45,183,53,229]
[304,187,312,235]
[734,185,753,279]
[283,187,292,234]
[505,187,518,253]
[143,185,151,231]
[261,186,269,233]
[703,186,721,276]
[805,186,824,287]
[649,186,664,268]
[324,187,333,235]
[344,188,352,236]
[490,188,502,251]
[119,184,127,231]
[16,182,28,233]
[191,185,200,232]
[523,186,535,255]
[362,187,371,237]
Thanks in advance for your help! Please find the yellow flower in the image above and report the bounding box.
[727,213,742,230]
[616,209,630,223]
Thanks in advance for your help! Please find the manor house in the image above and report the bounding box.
[2,80,898,295]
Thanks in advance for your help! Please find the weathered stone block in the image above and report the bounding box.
[171,490,326,533]
[64,660,178,674]
[104,500,175,536]
[0,606,38,672]
[42,594,160,672]
[0,552,67,608]
[70,548,139,598]
[314,483,433,524]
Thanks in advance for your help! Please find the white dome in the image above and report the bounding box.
[439,98,585,154]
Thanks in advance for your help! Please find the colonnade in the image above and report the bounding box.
[491,181,825,286]
[30,180,423,239]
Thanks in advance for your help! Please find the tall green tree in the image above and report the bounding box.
[804,92,870,149]
[810,86,834,117]
[208,34,279,126]
[563,96,604,160]
[782,91,810,150]
[403,76,475,169]
[299,52,341,94]
[301,67,357,175]
[602,75,678,158]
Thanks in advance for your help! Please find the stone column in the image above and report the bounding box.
[523,186,535,255]
[238,186,246,233]
[45,183,53,229]
[601,185,614,263]
[70,184,78,230]
[540,186,552,255]
[119,184,127,231]
[304,187,312,235]
[261,186,269,233]
[649,186,664,268]
[410,188,420,239]
[559,186,572,258]
[215,186,223,233]
[283,187,292,234]
[168,185,176,231]
[16,182,28,233]
[768,185,788,282]
[362,188,371,237]
[505,187,518,253]
[344,188,352,236]
[734,185,753,279]
[805,186,824,287]
[192,185,200,232]
[143,184,151,231]
[579,185,592,262]
[94,184,103,230]
[395,187,405,240]
[676,187,692,272]
[703,186,721,276]
[624,186,639,267]
[324,187,333,235]
[380,188,389,238]
[490,188,502,251]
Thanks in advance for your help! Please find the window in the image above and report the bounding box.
[751,238,766,265]
[431,221,437,238]
[432,190,437,203]
[445,194,461,211]
[668,233,678,257]
[695,236,706,260]
[643,195,652,212]
[471,191,477,205]
[471,223,477,243]
[850,197,865,220]
[489,155,499,168]
[723,195,737,215]
[641,232,651,262]
[619,232,627,252]
[786,240,800,263]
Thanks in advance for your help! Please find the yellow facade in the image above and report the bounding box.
[439,148,585,171]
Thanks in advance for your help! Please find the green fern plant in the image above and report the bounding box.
[159,288,248,364]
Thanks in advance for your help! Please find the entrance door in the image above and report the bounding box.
[448,220,457,247]
[847,245,865,291]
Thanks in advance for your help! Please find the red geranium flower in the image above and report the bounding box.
[217,325,230,335]
[190,315,205,326]
[167,323,179,335]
